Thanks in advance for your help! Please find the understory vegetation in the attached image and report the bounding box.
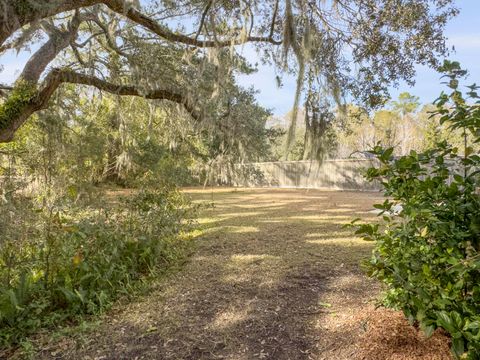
[0,183,194,347]
[0,106,201,347]
[357,62,480,359]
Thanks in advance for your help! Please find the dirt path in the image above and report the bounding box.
[41,188,387,359]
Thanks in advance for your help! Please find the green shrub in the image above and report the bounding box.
[355,61,480,359]
[0,186,196,347]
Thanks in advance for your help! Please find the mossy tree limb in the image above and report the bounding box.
[0,68,199,142]
[0,0,281,50]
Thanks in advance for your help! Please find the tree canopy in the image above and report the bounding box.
[0,0,458,142]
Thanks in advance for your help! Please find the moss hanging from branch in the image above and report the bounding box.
[283,0,307,159]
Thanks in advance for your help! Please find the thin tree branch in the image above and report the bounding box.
[103,0,282,47]
[73,31,103,48]
[269,0,279,39]
[195,0,213,42]
[90,14,129,57]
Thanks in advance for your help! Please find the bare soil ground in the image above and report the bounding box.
[35,188,452,360]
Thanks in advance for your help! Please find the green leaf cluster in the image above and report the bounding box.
[0,80,37,131]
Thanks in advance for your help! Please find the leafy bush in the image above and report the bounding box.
[0,185,196,347]
[356,62,480,359]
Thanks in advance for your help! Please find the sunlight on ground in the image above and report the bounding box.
[322,208,360,213]
[222,225,260,233]
[211,304,252,330]
[217,211,264,218]
[289,214,351,220]
[305,237,363,244]
[197,217,221,224]
[231,202,305,209]
[230,254,280,263]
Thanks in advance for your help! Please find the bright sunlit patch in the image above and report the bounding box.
[322,208,357,213]
[301,206,323,211]
[306,237,363,245]
[233,202,295,209]
[223,226,259,233]
[187,229,206,239]
[218,212,263,218]
[289,215,351,220]
[211,305,251,330]
[197,217,221,224]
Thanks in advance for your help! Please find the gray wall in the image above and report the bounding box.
[232,159,381,191]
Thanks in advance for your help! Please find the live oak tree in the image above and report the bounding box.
[0,0,458,143]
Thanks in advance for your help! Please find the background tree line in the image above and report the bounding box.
[269,91,476,161]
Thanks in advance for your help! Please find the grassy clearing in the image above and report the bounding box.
[21,187,450,359]
[29,187,380,359]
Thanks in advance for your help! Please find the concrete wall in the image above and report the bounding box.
[232,159,381,191]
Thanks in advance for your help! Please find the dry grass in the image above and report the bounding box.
[34,187,451,360]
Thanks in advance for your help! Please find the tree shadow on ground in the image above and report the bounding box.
[42,188,384,360]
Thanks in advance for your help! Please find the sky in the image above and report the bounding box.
[237,0,480,115]
[1,1,479,117]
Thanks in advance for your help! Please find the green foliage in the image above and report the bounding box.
[12,0,35,18]
[391,92,420,116]
[0,185,195,347]
[356,61,480,359]
[0,80,36,130]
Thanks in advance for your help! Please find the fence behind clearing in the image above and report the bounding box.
[232,159,381,191]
